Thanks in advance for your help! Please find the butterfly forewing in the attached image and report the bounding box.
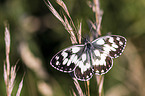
[50,45,84,72]
[92,35,127,58]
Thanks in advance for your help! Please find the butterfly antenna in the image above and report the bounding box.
[87,20,99,40]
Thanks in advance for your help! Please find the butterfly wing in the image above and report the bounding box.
[74,50,94,81]
[92,35,127,58]
[91,49,113,75]
[92,35,127,75]
[50,44,94,81]
[50,45,84,73]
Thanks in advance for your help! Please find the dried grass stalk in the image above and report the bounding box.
[63,15,77,44]
[93,0,103,36]
[71,89,77,96]
[4,25,10,84]
[16,77,24,96]
[44,0,78,44]
[77,22,82,44]
[45,0,104,96]
[56,0,71,18]
[91,0,104,95]
[73,78,84,96]
[4,23,24,96]
[96,75,104,96]
[86,81,90,96]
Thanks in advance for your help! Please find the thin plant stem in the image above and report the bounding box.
[93,0,102,36]
[73,78,84,96]
[4,22,24,96]
[96,75,104,96]
[87,81,90,96]
[92,0,104,96]
[4,22,11,96]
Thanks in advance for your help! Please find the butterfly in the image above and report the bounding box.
[50,35,127,81]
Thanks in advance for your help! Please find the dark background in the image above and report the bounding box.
[0,0,145,96]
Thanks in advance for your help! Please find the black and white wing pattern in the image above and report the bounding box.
[50,45,84,73]
[50,35,127,81]
[92,35,126,58]
[74,49,94,81]
[92,35,126,75]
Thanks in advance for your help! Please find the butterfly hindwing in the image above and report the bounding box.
[92,50,113,75]
[74,66,93,81]
[74,51,94,81]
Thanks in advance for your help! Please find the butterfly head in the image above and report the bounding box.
[84,40,93,50]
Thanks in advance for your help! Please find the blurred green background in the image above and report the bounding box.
[0,0,145,96]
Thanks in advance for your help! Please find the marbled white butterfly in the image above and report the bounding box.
[50,35,127,81]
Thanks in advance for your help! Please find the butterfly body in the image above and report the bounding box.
[50,35,127,81]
